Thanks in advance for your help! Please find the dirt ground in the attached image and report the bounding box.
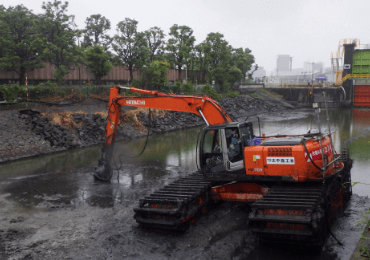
[0,160,369,260]
[0,164,257,260]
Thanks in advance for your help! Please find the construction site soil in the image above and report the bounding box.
[0,93,368,259]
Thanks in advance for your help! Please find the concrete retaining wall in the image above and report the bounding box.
[268,87,350,108]
[239,84,265,89]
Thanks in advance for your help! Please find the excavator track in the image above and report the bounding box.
[249,183,326,245]
[249,161,352,246]
[133,173,216,231]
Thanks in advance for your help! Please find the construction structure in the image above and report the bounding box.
[332,39,370,107]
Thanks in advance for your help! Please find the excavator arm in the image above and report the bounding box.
[94,85,233,180]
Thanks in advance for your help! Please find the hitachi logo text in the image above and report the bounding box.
[126,100,145,105]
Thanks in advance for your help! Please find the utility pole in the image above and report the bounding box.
[311,62,314,84]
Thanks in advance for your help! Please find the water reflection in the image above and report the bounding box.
[0,145,101,181]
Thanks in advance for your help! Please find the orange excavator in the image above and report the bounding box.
[95,85,352,246]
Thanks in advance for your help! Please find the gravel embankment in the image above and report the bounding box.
[0,93,293,163]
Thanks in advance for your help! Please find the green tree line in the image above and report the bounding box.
[0,1,255,92]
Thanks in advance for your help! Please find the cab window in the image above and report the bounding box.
[240,124,254,147]
[225,127,243,162]
[202,129,223,168]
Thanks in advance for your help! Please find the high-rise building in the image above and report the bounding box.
[304,61,324,73]
[276,55,292,74]
[314,62,324,73]
[303,62,312,72]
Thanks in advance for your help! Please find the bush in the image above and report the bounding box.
[201,84,222,101]
[144,61,170,89]
[174,81,182,94]
[259,89,283,98]
[163,84,173,93]
[248,92,260,98]
[0,85,26,102]
[131,78,142,88]
[225,91,240,98]
[124,90,140,97]
[30,84,42,95]
[183,82,196,95]
[45,80,59,88]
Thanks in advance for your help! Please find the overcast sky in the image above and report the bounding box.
[3,0,370,74]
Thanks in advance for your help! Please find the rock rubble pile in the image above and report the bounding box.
[0,108,205,163]
[219,95,279,119]
[0,93,293,163]
[138,111,203,133]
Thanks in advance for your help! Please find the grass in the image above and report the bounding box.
[40,108,167,132]
[248,93,261,98]
[259,89,283,98]
[40,112,86,129]
[122,108,166,131]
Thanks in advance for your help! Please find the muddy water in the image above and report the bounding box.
[1,108,370,259]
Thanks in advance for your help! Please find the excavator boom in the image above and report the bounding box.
[94,85,232,180]
[105,86,233,145]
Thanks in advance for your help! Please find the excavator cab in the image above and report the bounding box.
[200,122,254,174]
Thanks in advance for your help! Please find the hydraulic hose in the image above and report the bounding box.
[95,107,152,181]
[112,108,153,182]
[195,129,202,171]
[301,139,322,171]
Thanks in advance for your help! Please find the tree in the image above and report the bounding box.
[144,27,165,62]
[40,0,81,83]
[203,32,229,71]
[203,33,236,91]
[85,45,113,84]
[248,64,259,80]
[166,24,195,80]
[201,33,251,91]
[144,60,170,89]
[112,18,148,82]
[0,5,45,85]
[193,42,208,83]
[82,14,111,49]
[211,64,242,92]
[231,47,255,79]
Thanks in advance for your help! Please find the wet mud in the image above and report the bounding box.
[0,164,256,259]
[0,161,369,260]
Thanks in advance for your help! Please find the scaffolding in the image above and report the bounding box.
[331,38,360,86]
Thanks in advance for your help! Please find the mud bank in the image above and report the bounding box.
[0,94,294,164]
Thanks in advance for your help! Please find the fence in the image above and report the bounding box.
[0,62,205,85]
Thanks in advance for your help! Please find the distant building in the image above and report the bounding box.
[277,55,292,73]
[253,66,266,80]
[314,62,324,73]
[303,62,312,72]
[304,61,324,73]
